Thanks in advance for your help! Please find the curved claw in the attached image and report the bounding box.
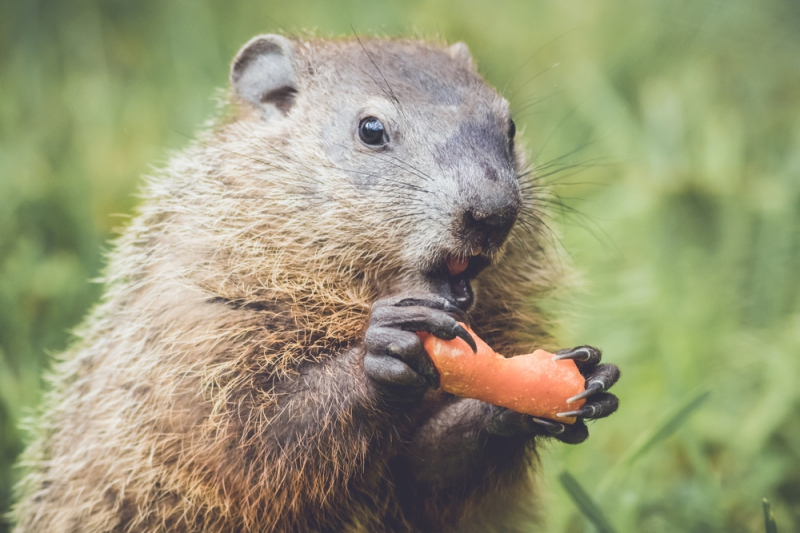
[553,346,601,366]
[557,405,599,419]
[568,382,603,404]
[453,323,477,353]
[530,417,566,435]
[568,364,620,403]
[559,393,618,420]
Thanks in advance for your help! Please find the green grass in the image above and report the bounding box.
[763,499,779,533]
[559,471,619,533]
[2,0,800,531]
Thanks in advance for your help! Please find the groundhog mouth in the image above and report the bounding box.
[433,252,491,312]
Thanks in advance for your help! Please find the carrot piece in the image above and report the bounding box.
[417,325,586,424]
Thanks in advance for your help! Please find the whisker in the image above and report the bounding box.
[533,107,578,162]
[352,28,403,116]
[230,121,432,195]
[503,26,583,98]
[331,140,434,184]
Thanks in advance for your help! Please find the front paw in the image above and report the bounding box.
[487,345,620,444]
[363,295,474,403]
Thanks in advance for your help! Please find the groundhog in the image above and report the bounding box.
[11,35,619,532]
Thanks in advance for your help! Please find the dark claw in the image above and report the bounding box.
[568,382,603,404]
[371,305,473,350]
[557,408,592,419]
[452,323,477,353]
[568,364,620,403]
[530,417,566,435]
[557,405,600,419]
[559,392,619,420]
[553,345,602,367]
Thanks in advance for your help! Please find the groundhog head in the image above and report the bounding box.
[190,35,529,311]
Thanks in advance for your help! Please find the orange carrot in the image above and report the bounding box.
[417,325,585,424]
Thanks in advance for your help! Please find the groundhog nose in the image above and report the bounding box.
[463,193,519,247]
[467,208,515,231]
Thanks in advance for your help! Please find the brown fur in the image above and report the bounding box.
[12,36,561,532]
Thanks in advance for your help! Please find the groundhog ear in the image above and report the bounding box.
[447,42,475,70]
[230,34,298,117]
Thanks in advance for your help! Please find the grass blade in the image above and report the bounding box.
[596,389,710,495]
[559,470,618,533]
[621,389,711,468]
[762,498,778,533]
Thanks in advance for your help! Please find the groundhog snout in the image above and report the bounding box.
[460,186,520,250]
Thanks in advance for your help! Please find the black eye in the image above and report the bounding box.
[508,118,516,153]
[359,117,387,146]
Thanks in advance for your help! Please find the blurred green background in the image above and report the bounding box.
[2,0,799,531]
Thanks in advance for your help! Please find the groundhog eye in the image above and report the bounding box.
[358,117,387,146]
[508,119,516,141]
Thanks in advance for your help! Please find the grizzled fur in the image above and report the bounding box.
[12,36,564,532]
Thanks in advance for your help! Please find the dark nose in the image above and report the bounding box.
[463,188,520,249]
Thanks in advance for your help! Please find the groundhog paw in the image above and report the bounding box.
[363,295,469,403]
[486,346,620,444]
